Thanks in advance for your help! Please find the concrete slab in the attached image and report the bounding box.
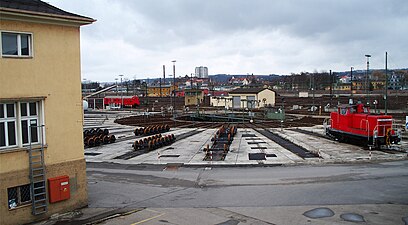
[83,113,407,166]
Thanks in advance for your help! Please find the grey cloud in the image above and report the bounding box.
[47,0,407,81]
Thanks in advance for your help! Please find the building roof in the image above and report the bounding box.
[0,0,95,24]
[229,87,274,94]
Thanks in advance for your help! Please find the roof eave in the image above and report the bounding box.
[0,7,96,26]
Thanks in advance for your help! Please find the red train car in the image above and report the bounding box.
[325,103,400,148]
[104,96,140,108]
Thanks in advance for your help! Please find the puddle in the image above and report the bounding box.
[340,213,365,222]
[303,207,335,219]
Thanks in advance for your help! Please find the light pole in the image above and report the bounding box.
[350,67,354,98]
[365,54,371,105]
[115,78,118,93]
[83,78,87,97]
[385,52,388,115]
[172,60,176,115]
[119,74,124,109]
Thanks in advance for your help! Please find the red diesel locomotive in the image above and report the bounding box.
[103,96,140,108]
[325,102,401,148]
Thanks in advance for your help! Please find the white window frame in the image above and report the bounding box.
[0,103,18,148]
[0,100,45,150]
[0,31,34,58]
[20,102,40,146]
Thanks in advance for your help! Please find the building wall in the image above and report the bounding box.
[0,19,87,224]
[184,90,204,106]
[229,89,275,108]
[148,86,173,97]
[195,66,208,78]
[210,97,233,108]
[258,89,276,107]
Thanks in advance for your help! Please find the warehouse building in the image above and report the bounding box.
[0,1,94,224]
[228,87,276,109]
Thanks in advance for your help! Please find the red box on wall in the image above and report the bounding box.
[48,175,70,203]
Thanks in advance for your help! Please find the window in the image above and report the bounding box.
[0,104,17,148]
[8,184,32,209]
[0,101,44,150]
[247,96,256,109]
[1,32,32,57]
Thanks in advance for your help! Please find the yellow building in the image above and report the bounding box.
[228,88,276,109]
[0,1,94,225]
[147,85,176,97]
[184,89,204,106]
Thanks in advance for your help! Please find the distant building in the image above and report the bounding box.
[184,89,204,106]
[0,1,94,224]
[147,84,177,97]
[228,88,276,109]
[195,66,208,78]
[229,77,251,86]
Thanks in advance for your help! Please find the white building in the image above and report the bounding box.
[195,66,208,78]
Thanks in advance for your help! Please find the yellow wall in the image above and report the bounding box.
[184,90,204,106]
[148,86,173,97]
[258,89,276,107]
[0,20,84,170]
[0,18,87,224]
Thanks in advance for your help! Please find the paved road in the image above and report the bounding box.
[82,161,408,224]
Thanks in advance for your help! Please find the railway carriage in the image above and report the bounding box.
[325,102,401,148]
[104,96,140,108]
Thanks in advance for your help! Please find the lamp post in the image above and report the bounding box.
[83,78,87,97]
[119,74,124,109]
[385,52,388,115]
[365,54,371,105]
[350,67,354,98]
[172,60,176,115]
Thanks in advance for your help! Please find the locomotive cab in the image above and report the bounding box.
[326,103,401,148]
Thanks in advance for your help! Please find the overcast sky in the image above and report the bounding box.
[47,0,408,82]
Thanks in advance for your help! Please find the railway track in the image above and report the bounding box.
[243,123,319,159]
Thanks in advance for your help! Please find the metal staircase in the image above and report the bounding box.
[29,124,47,215]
